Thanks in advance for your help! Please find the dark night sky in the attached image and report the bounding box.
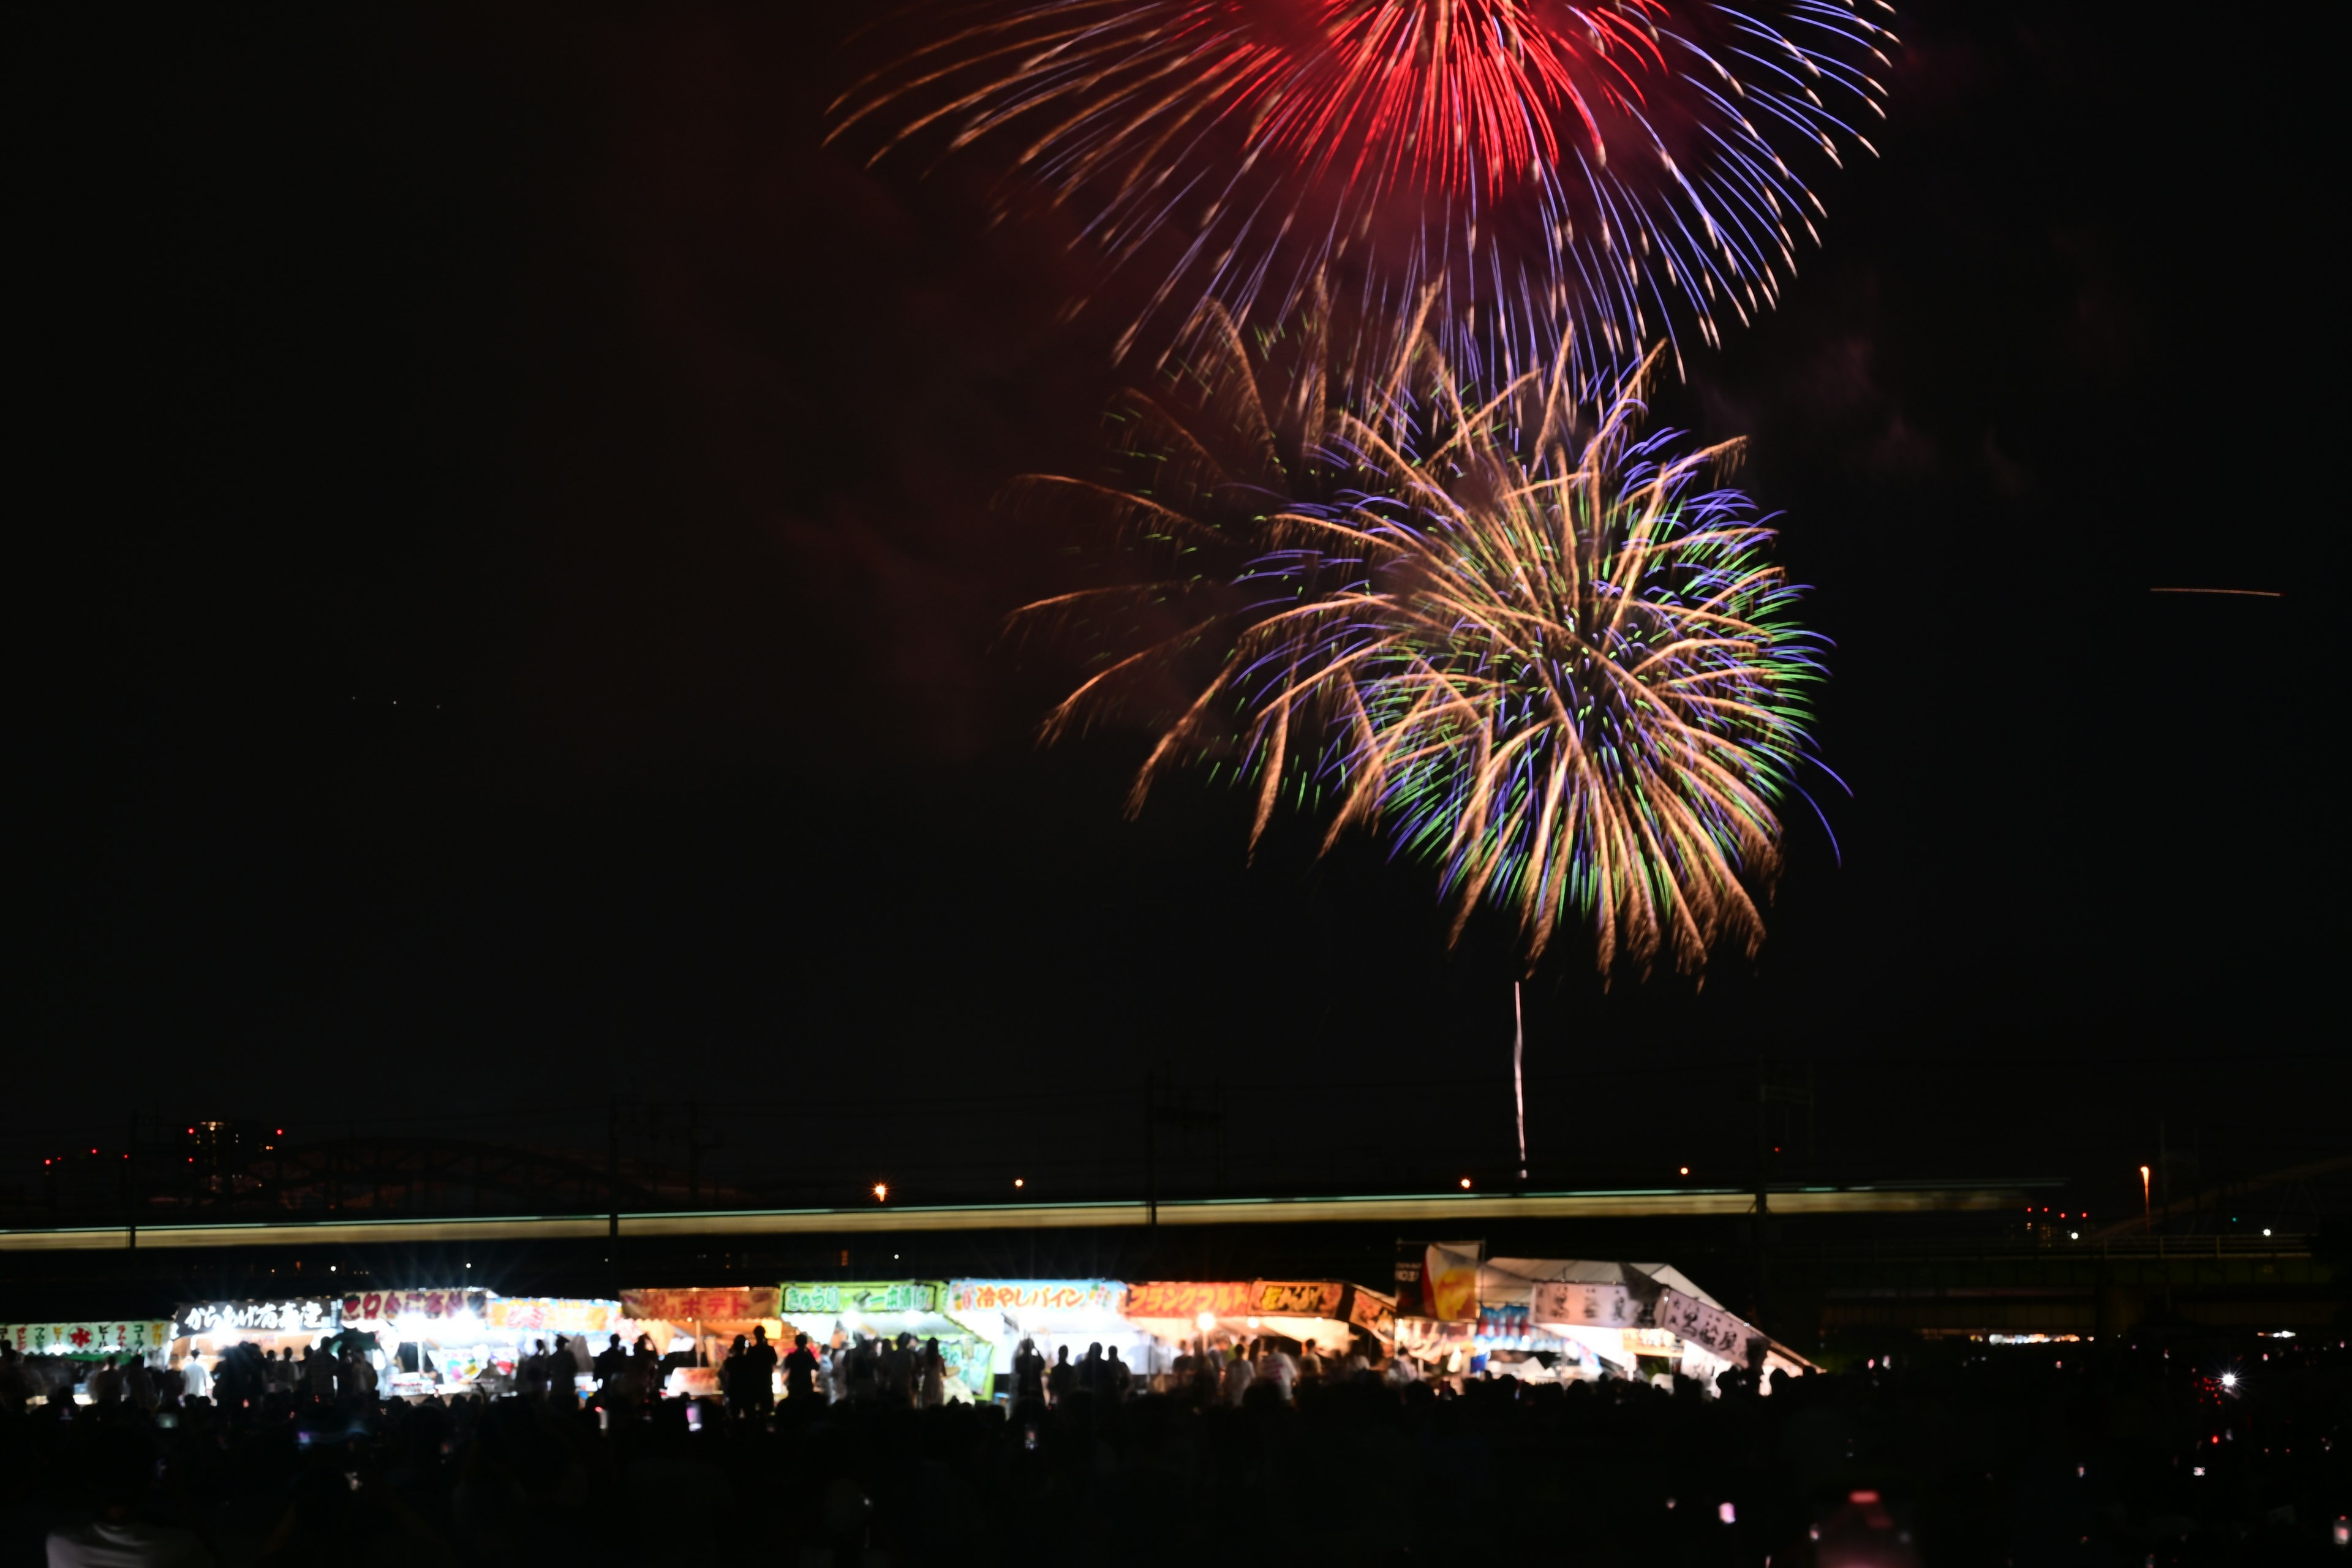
[21,1,2342,1213]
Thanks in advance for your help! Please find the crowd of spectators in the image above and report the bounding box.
[1,1327,2342,1566]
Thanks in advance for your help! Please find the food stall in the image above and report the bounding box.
[172,1296,341,1372]
[779,1281,986,1401]
[328,1291,635,1400]
[1122,1280,1392,1362]
[4,1321,175,1359]
[1241,1280,1396,1356]
[1499,1258,1814,1389]
[334,1288,489,1397]
[946,1280,1160,1396]
[473,1295,632,1398]
[3,1322,176,1404]
[618,1287,783,1400]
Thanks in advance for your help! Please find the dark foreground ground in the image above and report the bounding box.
[4,1330,2345,1567]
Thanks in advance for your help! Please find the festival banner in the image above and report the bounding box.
[779,1281,940,1317]
[1526,1281,1643,1330]
[1423,1243,1482,1321]
[480,1297,620,1335]
[339,1289,487,1325]
[948,1281,1120,1317]
[172,1298,339,1339]
[619,1287,781,1323]
[4,1322,174,1356]
[1655,1288,1763,1366]
[1121,1281,1255,1321]
[1250,1281,1345,1317]
[1343,1285,1397,1340]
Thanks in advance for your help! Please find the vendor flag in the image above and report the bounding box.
[1423,1244,1481,1321]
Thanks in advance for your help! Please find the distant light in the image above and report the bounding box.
[1195,1312,1216,1333]
[1849,1491,1881,1506]
[2070,1231,2079,1240]
[2220,1373,2237,1389]
[1678,1166,1690,1176]
[872,1183,888,1202]
[1014,1178,1024,1188]
[1717,1502,1736,1525]
[2263,1228,2271,1237]
[1459,1177,1472,1189]
[2193,1466,2205,1477]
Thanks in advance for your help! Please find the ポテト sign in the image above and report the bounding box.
[619,1287,781,1323]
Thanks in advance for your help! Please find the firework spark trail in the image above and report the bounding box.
[834,0,1893,382]
[1009,301,1830,976]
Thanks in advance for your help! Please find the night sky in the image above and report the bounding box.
[23,1,2339,1213]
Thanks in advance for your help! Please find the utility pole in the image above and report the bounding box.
[1144,1074,1158,1230]
[1753,1053,1771,1325]
[1512,982,1528,1186]
[606,1097,620,1242]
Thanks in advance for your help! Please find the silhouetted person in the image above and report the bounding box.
[633,1333,663,1404]
[846,1336,878,1403]
[548,1335,578,1408]
[723,1333,750,1413]
[594,1333,627,1397]
[44,1427,211,1567]
[1012,1337,1046,1409]
[304,1341,336,1401]
[1047,1346,1074,1407]
[878,1333,915,1408]
[745,1326,779,1419]
[784,1333,819,1404]
[917,1338,944,1408]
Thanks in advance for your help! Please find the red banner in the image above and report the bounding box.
[1122,1282,1255,1320]
[1251,1281,1345,1317]
[341,1290,482,1324]
[619,1287,780,1323]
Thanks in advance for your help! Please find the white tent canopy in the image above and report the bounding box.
[1476,1258,1812,1387]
